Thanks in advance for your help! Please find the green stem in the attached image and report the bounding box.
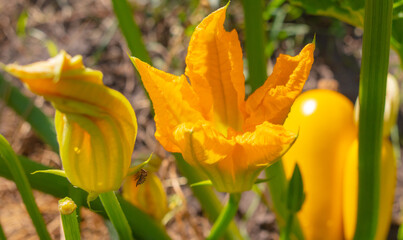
[207,193,241,240]
[59,197,80,240]
[0,135,51,240]
[354,0,393,239]
[241,0,267,90]
[280,213,294,240]
[99,191,133,240]
[175,154,243,240]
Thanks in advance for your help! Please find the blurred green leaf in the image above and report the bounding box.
[288,0,403,67]
[45,40,59,57]
[0,222,5,240]
[288,0,364,26]
[16,10,28,38]
[0,135,51,240]
[0,73,59,152]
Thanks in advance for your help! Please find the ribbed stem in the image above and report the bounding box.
[241,0,267,89]
[354,0,393,239]
[99,191,133,240]
[206,193,241,240]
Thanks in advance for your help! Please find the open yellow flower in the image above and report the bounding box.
[4,51,137,195]
[132,5,314,192]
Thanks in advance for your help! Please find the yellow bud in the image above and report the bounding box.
[58,197,77,215]
[4,51,137,194]
[122,172,168,221]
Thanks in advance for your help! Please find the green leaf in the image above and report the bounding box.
[190,180,213,187]
[126,153,152,177]
[0,135,51,240]
[286,164,305,213]
[289,0,364,27]
[32,169,66,178]
[111,0,151,64]
[0,154,171,240]
[16,10,28,38]
[0,73,59,152]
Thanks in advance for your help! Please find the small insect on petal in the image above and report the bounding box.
[134,169,148,187]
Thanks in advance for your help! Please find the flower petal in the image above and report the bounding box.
[5,52,137,193]
[132,58,204,152]
[172,120,296,192]
[234,121,296,168]
[185,5,245,133]
[244,43,315,129]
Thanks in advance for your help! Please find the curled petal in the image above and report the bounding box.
[244,43,315,129]
[185,5,245,133]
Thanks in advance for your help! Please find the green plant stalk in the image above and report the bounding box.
[99,191,134,240]
[175,154,243,240]
[206,193,241,240]
[242,0,304,238]
[59,198,80,240]
[0,135,51,240]
[265,161,304,239]
[0,74,58,152]
[0,221,6,240]
[241,0,267,90]
[280,213,294,240]
[354,0,393,239]
[111,0,151,64]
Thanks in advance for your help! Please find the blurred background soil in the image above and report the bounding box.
[0,0,402,239]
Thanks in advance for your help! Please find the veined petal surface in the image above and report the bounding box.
[244,43,315,129]
[132,57,204,152]
[185,5,245,133]
[5,52,137,194]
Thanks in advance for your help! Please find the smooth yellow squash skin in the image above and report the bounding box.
[282,89,356,240]
[122,173,168,221]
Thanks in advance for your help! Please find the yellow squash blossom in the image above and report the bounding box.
[132,5,314,193]
[4,51,137,195]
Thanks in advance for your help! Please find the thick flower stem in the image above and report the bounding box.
[241,0,267,90]
[207,193,241,240]
[99,191,133,240]
[354,0,393,239]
